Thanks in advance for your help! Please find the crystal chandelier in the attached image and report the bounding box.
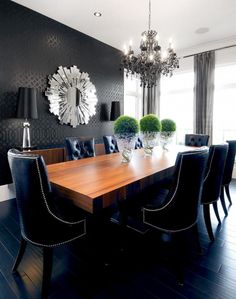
[121,0,179,88]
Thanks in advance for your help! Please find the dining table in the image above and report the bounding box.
[47,145,196,214]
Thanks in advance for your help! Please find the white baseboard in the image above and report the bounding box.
[233,163,236,179]
[0,184,15,202]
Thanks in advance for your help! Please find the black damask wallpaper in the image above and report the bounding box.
[0,0,124,185]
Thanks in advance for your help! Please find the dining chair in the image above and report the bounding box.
[123,149,208,284]
[201,144,228,241]
[220,140,236,215]
[8,149,86,299]
[185,134,209,147]
[103,135,119,154]
[142,149,208,232]
[65,137,95,160]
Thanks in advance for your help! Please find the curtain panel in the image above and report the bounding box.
[194,51,215,144]
[142,74,161,116]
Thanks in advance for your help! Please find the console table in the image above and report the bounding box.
[28,144,105,165]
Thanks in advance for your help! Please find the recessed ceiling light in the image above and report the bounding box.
[94,12,102,17]
[195,27,210,34]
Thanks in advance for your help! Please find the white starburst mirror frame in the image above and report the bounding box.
[45,66,98,127]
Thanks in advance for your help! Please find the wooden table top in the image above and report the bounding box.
[47,145,195,213]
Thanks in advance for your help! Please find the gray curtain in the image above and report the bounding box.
[194,51,215,144]
[142,74,160,117]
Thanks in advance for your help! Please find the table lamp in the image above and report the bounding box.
[110,101,121,121]
[17,87,38,149]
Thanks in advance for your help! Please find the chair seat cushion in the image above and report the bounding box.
[119,187,169,223]
[24,192,86,247]
[144,188,169,209]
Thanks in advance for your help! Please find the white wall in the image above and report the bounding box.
[0,184,15,202]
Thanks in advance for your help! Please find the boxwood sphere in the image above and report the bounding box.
[161,119,176,132]
[114,115,139,135]
[140,114,161,132]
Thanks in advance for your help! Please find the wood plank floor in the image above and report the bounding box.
[1,181,236,298]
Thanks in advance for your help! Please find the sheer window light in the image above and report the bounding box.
[160,69,194,144]
[124,74,142,120]
[213,64,236,143]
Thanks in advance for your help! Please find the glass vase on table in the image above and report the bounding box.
[115,133,136,163]
[141,132,159,156]
[160,131,175,151]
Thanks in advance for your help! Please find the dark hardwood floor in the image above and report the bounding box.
[1,181,236,298]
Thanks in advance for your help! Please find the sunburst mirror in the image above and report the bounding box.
[45,65,98,127]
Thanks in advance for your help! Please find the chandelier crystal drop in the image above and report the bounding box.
[121,0,179,88]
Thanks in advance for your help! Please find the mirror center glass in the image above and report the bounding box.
[67,87,82,107]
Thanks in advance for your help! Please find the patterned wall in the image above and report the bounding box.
[0,0,124,185]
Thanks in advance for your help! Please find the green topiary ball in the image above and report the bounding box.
[161,119,176,132]
[114,115,139,135]
[140,114,161,132]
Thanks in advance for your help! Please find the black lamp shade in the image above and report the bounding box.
[110,101,120,121]
[17,87,38,119]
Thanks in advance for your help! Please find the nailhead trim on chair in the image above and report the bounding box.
[142,151,207,232]
[9,152,86,247]
[36,159,86,226]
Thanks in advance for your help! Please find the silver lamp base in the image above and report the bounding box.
[22,120,31,149]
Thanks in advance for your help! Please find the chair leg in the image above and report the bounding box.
[213,201,221,224]
[225,185,232,205]
[41,247,53,299]
[203,205,214,242]
[12,238,27,273]
[220,186,228,216]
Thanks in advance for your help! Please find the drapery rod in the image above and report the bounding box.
[182,43,236,59]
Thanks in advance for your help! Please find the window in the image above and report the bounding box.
[124,74,142,119]
[213,63,236,143]
[160,58,194,144]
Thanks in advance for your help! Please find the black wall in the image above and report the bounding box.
[0,0,124,185]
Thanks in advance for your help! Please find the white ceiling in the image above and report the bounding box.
[13,0,236,55]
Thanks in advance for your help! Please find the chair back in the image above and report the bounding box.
[135,137,143,149]
[8,149,53,243]
[201,144,228,204]
[185,134,209,147]
[144,149,209,231]
[222,140,236,185]
[65,137,95,160]
[103,135,119,154]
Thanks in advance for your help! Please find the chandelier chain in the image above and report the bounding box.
[148,0,151,30]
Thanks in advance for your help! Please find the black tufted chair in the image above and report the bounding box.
[135,137,143,149]
[65,137,95,160]
[185,134,209,147]
[220,140,236,215]
[127,149,208,283]
[103,135,119,154]
[8,149,86,299]
[141,150,208,232]
[201,144,228,241]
